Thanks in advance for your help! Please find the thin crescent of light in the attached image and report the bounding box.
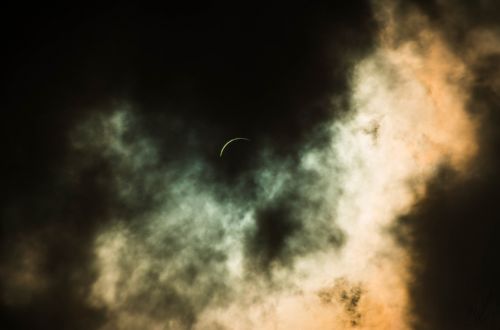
[220,137,250,157]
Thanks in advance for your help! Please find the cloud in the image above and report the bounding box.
[3,2,498,329]
[64,107,345,328]
[73,5,480,325]
[386,0,500,328]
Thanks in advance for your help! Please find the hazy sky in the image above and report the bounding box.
[2,1,500,329]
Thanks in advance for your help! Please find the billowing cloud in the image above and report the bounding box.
[58,3,477,329]
[2,1,499,329]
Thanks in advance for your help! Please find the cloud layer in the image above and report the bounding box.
[2,1,499,329]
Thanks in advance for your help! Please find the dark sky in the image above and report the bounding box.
[2,1,500,329]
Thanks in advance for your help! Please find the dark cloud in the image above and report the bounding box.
[247,200,302,268]
[397,165,500,329]
[245,164,345,272]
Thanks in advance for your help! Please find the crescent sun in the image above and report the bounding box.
[220,137,250,157]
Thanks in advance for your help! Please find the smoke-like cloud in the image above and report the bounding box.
[54,3,479,328]
[2,1,499,329]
